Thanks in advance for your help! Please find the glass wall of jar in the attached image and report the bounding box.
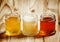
[0,15,5,35]
[5,13,21,36]
[22,14,39,36]
[37,10,57,37]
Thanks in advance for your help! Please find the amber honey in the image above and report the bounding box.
[38,17,56,37]
[5,16,21,36]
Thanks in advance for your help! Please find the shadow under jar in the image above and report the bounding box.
[37,12,56,37]
[22,14,39,36]
[5,13,21,36]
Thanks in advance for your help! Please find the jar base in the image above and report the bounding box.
[35,30,56,37]
[5,31,21,36]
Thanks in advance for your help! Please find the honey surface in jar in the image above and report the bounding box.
[38,17,56,37]
[5,16,21,36]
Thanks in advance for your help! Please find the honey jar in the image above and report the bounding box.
[5,13,21,36]
[22,14,39,36]
[37,10,57,37]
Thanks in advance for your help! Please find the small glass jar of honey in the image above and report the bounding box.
[5,13,21,36]
[37,10,57,37]
[22,14,39,36]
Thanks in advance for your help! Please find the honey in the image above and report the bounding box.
[23,21,38,36]
[38,17,56,37]
[5,16,21,36]
[22,15,38,36]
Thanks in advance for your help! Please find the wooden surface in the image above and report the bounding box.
[0,30,59,42]
[0,0,59,42]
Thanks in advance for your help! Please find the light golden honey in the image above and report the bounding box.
[5,16,21,36]
[22,15,38,36]
[23,21,38,36]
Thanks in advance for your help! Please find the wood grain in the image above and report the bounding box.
[44,32,59,42]
[59,0,60,23]
[59,25,60,42]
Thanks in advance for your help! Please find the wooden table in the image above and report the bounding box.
[0,19,59,42]
[0,25,59,42]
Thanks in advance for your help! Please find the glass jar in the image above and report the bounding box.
[0,15,5,34]
[38,10,57,37]
[22,14,39,36]
[5,13,21,36]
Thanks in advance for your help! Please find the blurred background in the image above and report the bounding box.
[0,0,59,22]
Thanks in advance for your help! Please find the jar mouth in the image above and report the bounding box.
[40,10,56,22]
[23,14,38,22]
[40,17,56,22]
[3,14,21,23]
[23,15,35,22]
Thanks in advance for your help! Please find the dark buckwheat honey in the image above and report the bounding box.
[37,17,56,37]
